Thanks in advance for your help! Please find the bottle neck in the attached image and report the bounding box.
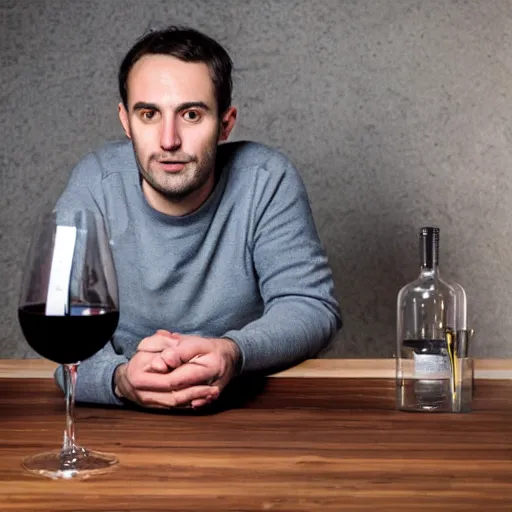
[419,228,439,272]
[419,265,440,279]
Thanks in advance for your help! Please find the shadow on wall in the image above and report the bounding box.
[314,122,422,358]
[323,216,417,359]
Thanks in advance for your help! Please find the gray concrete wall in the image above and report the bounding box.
[2,0,511,359]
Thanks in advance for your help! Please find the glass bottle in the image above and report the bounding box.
[396,227,457,412]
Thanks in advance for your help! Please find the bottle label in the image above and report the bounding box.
[413,353,451,378]
[45,225,77,316]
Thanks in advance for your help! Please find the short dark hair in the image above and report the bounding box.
[118,26,233,116]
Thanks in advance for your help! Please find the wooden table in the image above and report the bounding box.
[0,359,511,511]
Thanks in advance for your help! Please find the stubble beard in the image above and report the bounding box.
[134,141,218,203]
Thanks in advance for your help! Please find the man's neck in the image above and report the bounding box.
[142,173,216,217]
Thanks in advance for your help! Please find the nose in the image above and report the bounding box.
[160,116,181,151]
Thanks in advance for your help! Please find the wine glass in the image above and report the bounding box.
[18,209,119,479]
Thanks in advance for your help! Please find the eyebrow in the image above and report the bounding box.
[133,102,159,111]
[132,101,211,113]
[176,101,211,113]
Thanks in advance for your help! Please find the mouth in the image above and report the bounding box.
[157,160,189,173]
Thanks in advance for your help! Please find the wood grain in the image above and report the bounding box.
[0,376,511,511]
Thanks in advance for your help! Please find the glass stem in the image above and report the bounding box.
[62,363,79,454]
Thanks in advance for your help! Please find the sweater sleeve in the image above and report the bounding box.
[223,153,342,374]
[54,343,128,405]
[53,152,128,405]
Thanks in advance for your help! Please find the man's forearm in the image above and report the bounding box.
[223,299,340,375]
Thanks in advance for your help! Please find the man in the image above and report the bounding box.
[56,26,341,409]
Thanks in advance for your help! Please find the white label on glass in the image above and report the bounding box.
[414,354,451,378]
[45,226,77,316]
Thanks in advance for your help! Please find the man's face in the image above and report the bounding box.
[119,54,234,213]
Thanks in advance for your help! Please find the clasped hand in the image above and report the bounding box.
[114,330,241,409]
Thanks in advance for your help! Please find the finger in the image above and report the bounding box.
[159,347,184,370]
[156,329,174,339]
[128,362,214,391]
[163,361,217,390]
[169,336,212,362]
[127,370,183,391]
[137,385,219,409]
[138,332,179,352]
[191,397,212,408]
[170,385,220,407]
[147,354,171,373]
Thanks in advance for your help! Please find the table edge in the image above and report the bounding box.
[1,358,511,379]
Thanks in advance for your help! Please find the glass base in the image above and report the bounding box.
[22,446,118,480]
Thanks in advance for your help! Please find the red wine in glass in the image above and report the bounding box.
[18,209,119,479]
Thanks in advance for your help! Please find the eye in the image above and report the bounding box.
[183,110,202,122]
[140,109,158,121]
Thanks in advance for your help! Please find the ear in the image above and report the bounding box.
[118,102,132,139]
[218,106,237,141]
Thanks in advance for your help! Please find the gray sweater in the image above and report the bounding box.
[55,140,341,404]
